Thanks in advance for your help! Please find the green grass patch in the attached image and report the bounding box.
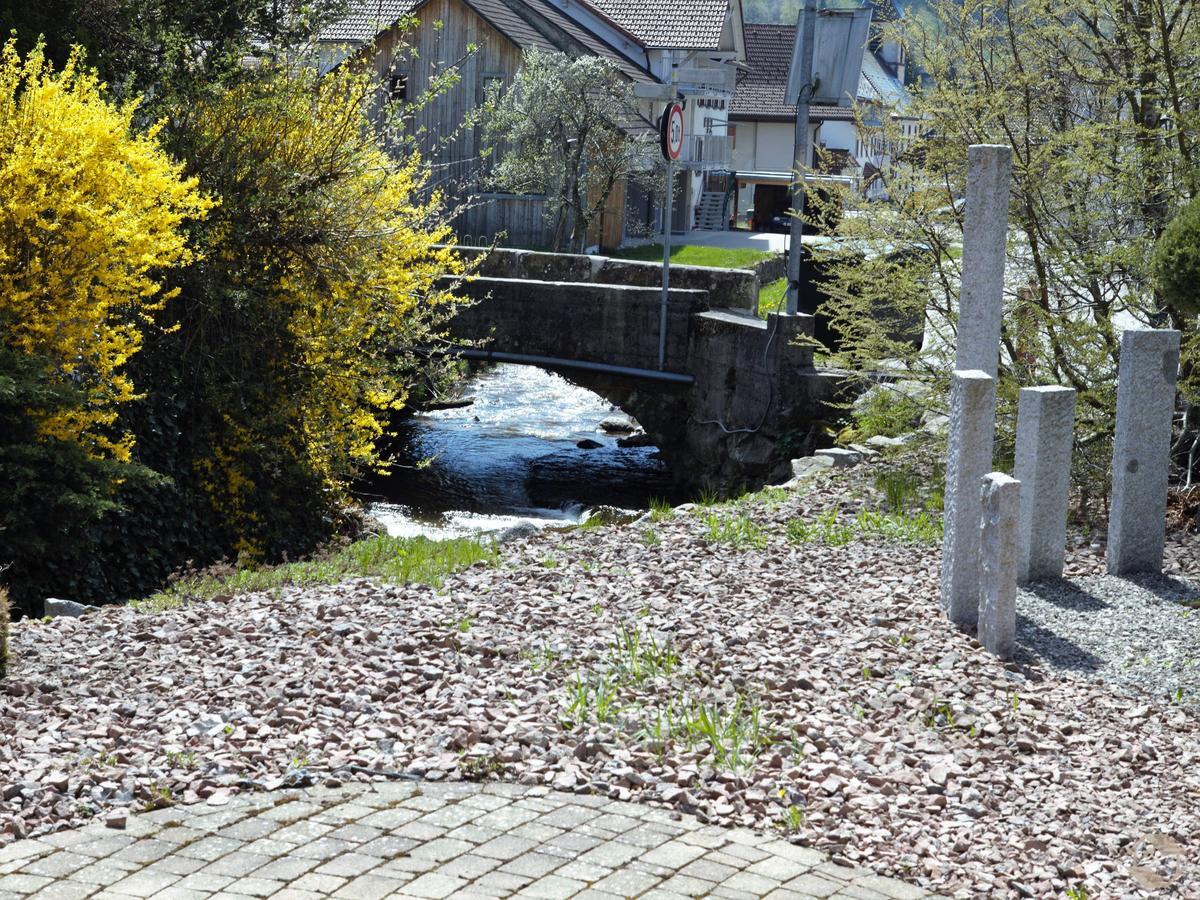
[135,533,496,613]
[787,506,942,546]
[757,277,788,317]
[648,496,675,522]
[703,512,769,550]
[610,244,771,270]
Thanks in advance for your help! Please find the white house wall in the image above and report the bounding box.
[753,122,799,171]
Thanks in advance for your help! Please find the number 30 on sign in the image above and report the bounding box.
[660,102,684,162]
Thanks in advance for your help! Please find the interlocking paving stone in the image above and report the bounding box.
[3,784,942,899]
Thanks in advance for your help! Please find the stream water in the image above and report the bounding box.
[356,365,678,540]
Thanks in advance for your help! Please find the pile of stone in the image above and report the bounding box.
[3,478,1197,898]
[940,145,1182,659]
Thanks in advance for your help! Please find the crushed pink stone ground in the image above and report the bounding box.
[2,472,1198,899]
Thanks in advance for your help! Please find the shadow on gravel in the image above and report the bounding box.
[1114,573,1200,605]
[1022,579,1109,612]
[1013,615,1105,672]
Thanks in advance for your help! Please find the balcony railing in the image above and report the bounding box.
[679,134,732,170]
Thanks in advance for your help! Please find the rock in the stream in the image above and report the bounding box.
[617,432,656,448]
[581,506,640,527]
[576,439,604,450]
[599,415,638,435]
[494,523,540,544]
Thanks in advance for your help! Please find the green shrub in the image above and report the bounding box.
[1153,196,1200,317]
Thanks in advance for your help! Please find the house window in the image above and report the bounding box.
[387,68,408,102]
[480,74,504,105]
[729,125,737,149]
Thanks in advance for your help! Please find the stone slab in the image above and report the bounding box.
[1107,328,1181,575]
[979,472,1021,658]
[1014,386,1076,582]
[0,784,936,899]
[940,370,997,627]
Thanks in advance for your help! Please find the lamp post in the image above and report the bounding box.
[784,1,873,316]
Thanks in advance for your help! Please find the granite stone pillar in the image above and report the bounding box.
[1014,386,1076,582]
[940,369,997,627]
[956,145,1012,378]
[1107,328,1181,575]
[979,472,1021,658]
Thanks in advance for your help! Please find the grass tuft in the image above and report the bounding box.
[787,505,941,546]
[135,534,496,613]
[648,496,675,522]
[703,513,769,550]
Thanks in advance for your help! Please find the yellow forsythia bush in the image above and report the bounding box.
[175,66,463,556]
[0,41,210,460]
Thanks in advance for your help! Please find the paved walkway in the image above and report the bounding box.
[0,783,939,900]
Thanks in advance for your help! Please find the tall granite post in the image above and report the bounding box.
[956,145,1012,377]
[1107,328,1181,575]
[979,472,1021,658]
[940,370,997,627]
[1014,386,1076,582]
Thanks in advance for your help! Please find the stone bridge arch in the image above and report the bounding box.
[444,249,844,492]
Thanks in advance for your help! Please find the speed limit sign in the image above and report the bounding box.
[660,102,684,161]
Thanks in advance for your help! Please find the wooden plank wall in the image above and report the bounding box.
[456,194,554,249]
[373,0,522,195]
[363,0,630,251]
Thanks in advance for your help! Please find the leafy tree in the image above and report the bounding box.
[144,64,465,559]
[805,0,1200,501]
[482,48,658,252]
[0,0,348,104]
[1153,196,1200,318]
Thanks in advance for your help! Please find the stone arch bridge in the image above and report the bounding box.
[444,247,844,491]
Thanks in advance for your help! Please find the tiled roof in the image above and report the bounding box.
[731,22,795,120]
[858,49,908,105]
[582,0,730,49]
[520,0,656,82]
[319,0,416,42]
[320,0,655,83]
[732,22,908,121]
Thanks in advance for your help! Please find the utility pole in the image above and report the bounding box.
[785,0,817,316]
[658,67,683,371]
[659,157,673,370]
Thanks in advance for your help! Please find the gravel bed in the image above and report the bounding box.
[2,468,1199,899]
[1017,572,1200,705]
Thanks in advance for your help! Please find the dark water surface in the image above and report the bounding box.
[356,365,677,539]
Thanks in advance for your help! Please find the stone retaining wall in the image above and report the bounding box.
[452,246,758,312]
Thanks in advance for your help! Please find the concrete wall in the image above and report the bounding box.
[754,122,800,171]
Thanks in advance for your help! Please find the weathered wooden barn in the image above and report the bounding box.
[320,0,745,249]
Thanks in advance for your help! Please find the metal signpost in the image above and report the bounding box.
[659,100,684,371]
[784,2,873,315]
